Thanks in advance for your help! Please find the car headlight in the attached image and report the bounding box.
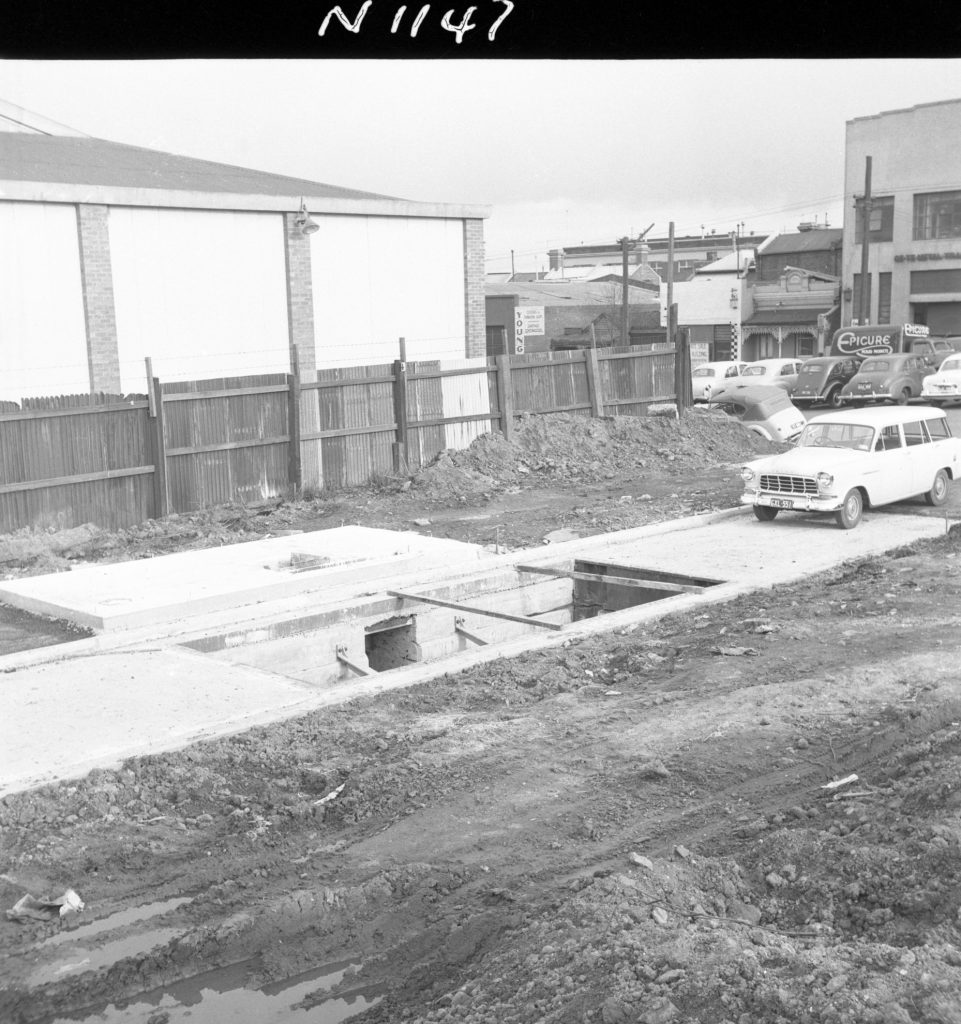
[740,466,756,483]
[816,472,834,491]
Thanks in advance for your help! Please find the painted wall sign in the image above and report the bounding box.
[894,252,961,262]
[515,306,545,335]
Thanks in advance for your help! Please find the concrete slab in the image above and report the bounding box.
[535,506,949,588]
[0,648,319,798]
[0,507,950,797]
[0,527,487,632]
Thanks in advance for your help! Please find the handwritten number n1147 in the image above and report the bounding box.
[320,1,514,41]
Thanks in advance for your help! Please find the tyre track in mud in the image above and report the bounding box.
[3,530,961,1023]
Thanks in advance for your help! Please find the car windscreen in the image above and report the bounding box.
[692,367,716,377]
[940,357,961,373]
[742,366,766,376]
[797,421,874,451]
[859,359,890,373]
[797,364,825,375]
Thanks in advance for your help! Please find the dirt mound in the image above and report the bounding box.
[411,410,778,501]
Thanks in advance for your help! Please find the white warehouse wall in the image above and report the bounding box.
[0,201,88,403]
[310,215,466,367]
[661,276,747,325]
[109,207,290,391]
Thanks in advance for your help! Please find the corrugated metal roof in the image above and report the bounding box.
[694,250,754,274]
[744,307,830,326]
[761,229,842,255]
[0,134,399,201]
[485,281,659,306]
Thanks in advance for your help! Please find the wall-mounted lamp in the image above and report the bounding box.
[295,200,319,236]
[842,287,853,302]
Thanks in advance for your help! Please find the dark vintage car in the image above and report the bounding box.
[790,356,862,408]
[838,353,930,405]
[701,384,806,443]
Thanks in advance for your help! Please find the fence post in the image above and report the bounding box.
[585,348,603,417]
[392,337,409,473]
[495,354,514,441]
[149,375,170,519]
[679,327,693,409]
[670,301,684,411]
[287,345,302,493]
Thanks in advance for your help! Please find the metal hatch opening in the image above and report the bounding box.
[364,615,419,672]
[570,559,723,621]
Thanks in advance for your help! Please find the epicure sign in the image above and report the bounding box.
[834,330,893,355]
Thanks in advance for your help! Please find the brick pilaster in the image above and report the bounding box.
[463,219,486,359]
[76,204,121,394]
[284,212,318,382]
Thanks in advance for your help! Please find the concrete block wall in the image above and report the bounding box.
[76,204,121,394]
[464,219,487,359]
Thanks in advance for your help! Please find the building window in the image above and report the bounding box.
[909,268,961,294]
[913,190,961,240]
[878,272,892,323]
[852,273,872,322]
[855,196,894,243]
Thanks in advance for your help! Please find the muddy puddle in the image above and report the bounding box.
[42,958,380,1024]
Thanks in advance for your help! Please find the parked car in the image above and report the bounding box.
[790,356,862,408]
[921,353,961,405]
[690,360,746,402]
[702,384,806,443]
[838,353,930,405]
[739,406,961,529]
[915,337,957,368]
[714,359,804,398]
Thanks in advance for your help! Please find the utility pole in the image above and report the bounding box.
[857,156,873,325]
[618,236,631,346]
[510,249,515,278]
[666,222,674,341]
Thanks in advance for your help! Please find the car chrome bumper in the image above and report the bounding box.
[840,392,892,402]
[741,492,839,512]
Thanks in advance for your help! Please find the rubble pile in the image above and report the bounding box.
[411,411,778,500]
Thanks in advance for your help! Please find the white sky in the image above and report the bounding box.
[2,59,961,273]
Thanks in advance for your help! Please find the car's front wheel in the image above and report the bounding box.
[753,505,779,522]
[925,468,949,507]
[834,488,864,529]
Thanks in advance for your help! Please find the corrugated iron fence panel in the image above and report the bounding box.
[301,364,395,491]
[406,360,445,470]
[161,374,290,513]
[439,359,496,451]
[0,396,153,532]
[509,351,591,416]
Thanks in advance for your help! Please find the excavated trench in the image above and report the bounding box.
[179,559,724,685]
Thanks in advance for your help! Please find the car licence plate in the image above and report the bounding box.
[857,382,871,391]
[769,497,795,509]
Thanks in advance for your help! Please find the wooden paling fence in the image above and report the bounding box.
[0,346,678,534]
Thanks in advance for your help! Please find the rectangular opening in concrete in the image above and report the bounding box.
[570,560,724,621]
[174,559,724,688]
[364,616,419,672]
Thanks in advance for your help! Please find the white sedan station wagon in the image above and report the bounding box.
[739,407,961,529]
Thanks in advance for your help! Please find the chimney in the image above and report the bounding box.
[549,248,566,272]
[637,239,650,268]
